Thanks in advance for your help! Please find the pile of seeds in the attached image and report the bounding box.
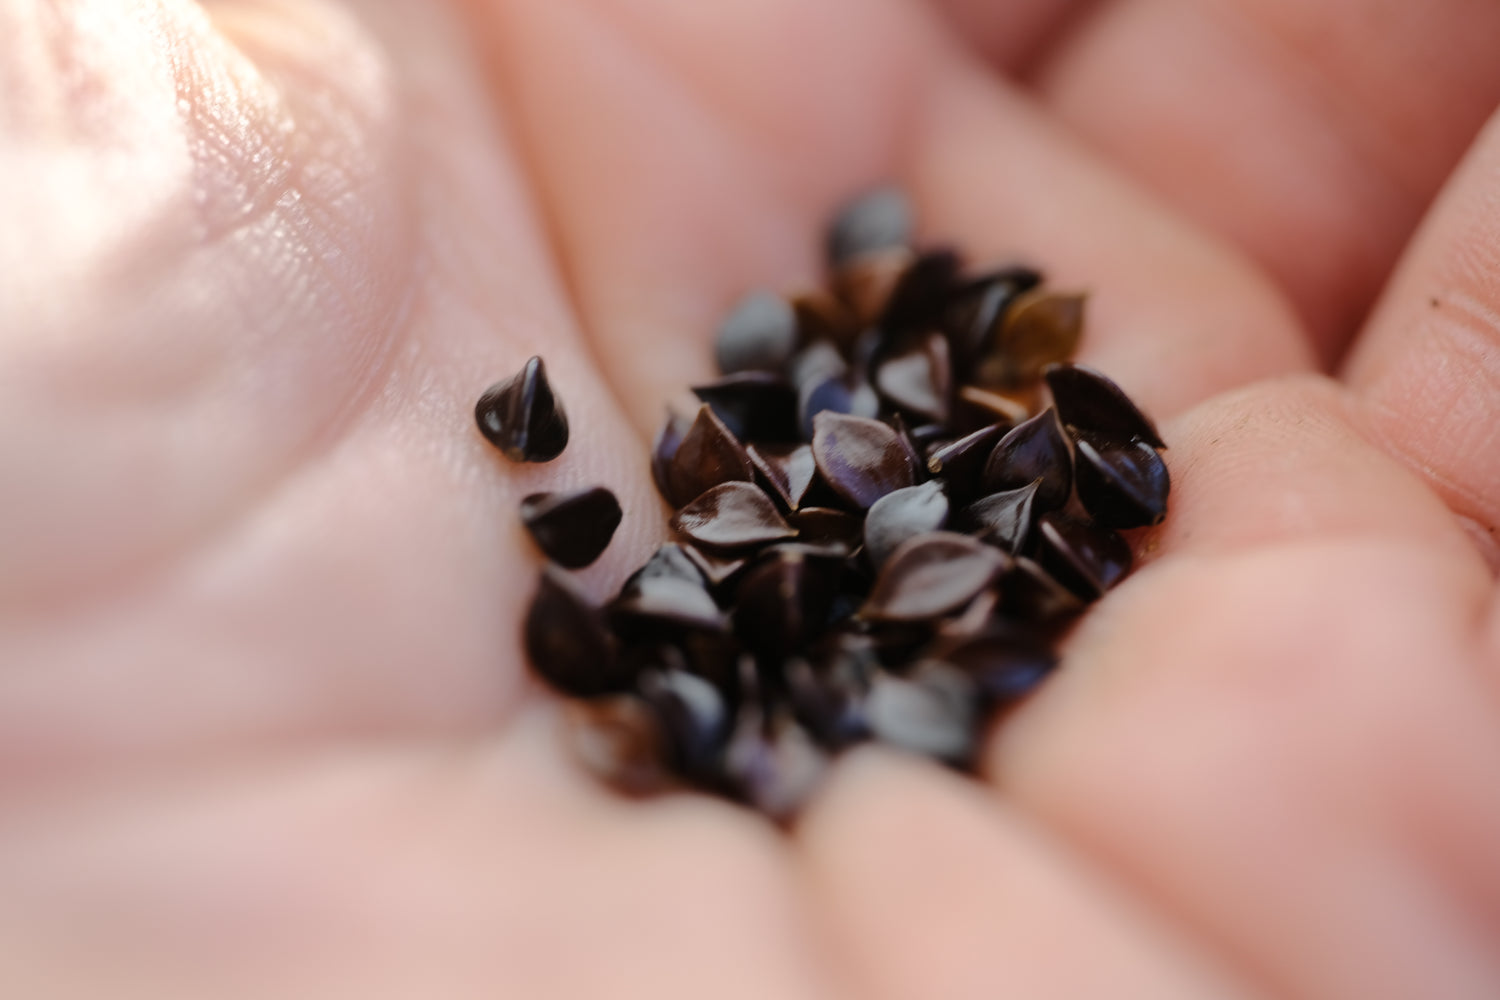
[476,188,1169,821]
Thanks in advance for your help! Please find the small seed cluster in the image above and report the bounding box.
[476,188,1170,821]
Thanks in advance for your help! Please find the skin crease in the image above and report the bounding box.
[0,0,1498,997]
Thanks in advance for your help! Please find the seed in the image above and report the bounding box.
[955,385,1030,430]
[715,290,800,376]
[670,481,798,551]
[625,543,707,590]
[798,372,882,441]
[860,532,1006,623]
[519,487,622,569]
[610,573,728,635]
[874,330,952,424]
[982,408,1073,513]
[1073,432,1170,529]
[975,290,1085,388]
[732,547,839,659]
[1044,363,1165,448]
[747,443,818,511]
[650,409,693,505]
[925,422,1008,501]
[790,290,859,349]
[998,557,1086,625]
[681,545,750,590]
[693,373,800,444]
[785,653,872,749]
[666,404,755,508]
[826,186,914,267]
[937,624,1057,705]
[638,668,733,781]
[789,507,865,552]
[835,248,913,328]
[723,707,830,822]
[563,696,675,797]
[864,481,949,570]
[475,355,569,463]
[524,566,621,697]
[959,479,1042,554]
[947,267,1044,365]
[811,411,917,510]
[1033,512,1132,600]
[864,663,982,767]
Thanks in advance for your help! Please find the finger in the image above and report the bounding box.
[990,379,1500,999]
[469,0,1311,437]
[799,750,1261,999]
[1031,0,1500,357]
[0,0,662,788]
[919,0,1090,76]
[1342,109,1500,567]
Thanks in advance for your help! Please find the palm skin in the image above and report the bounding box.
[2,0,1500,996]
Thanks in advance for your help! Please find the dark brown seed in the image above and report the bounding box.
[955,385,1030,432]
[798,372,882,442]
[788,339,849,391]
[650,409,693,505]
[786,654,872,749]
[811,411,917,510]
[925,422,1008,501]
[826,186,914,267]
[881,248,963,334]
[666,405,755,508]
[475,355,569,463]
[791,290,859,349]
[860,532,1006,623]
[681,545,749,590]
[935,620,1057,705]
[715,290,800,375]
[975,290,1085,388]
[723,708,830,823]
[947,267,1044,365]
[789,507,864,552]
[875,330,952,424]
[610,574,728,634]
[864,481,949,569]
[732,547,839,659]
[998,557,1086,625]
[1045,363,1165,448]
[748,443,818,511]
[523,566,621,697]
[864,662,982,766]
[834,248,911,327]
[1073,432,1170,529]
[519,487,622,569]
[1033,512,1132,600]
[638,668,732,780]
[692,373,800,444]
[562,696,674,797]
[670,481,797,551]
[625,543,706,591]
[982,408,1072,513]
[960,479,1042,554]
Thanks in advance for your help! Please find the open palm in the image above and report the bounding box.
[4,0,1500,996]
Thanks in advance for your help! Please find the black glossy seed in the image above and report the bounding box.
[827,186,914,267]
[788,339,849,392]
[959,479,1042,554]
[650,409,693,505]
[1033,512,1133,601]
[723,708,830,822]
[861,532,1006,623]
[563,696,674,797]
[834,248,912,327]
[638,668,732,781]
[733,547,839,659]
[954,385,1030,433]
[938,624,1058,705]
[790,290,859,350]
[610,573,729,634]
[789,506,865,553]
[1074,432,1170,529]
[670,481,798,551]
[864,662,982,767]
[519,487,622,569]
[811,411,917,510]
[975,290,1085,388]
[624,543,706,591]
[946,267,1043,368]
[875,330,952,424]
[747,443,818,511]
[982,408,1072,513]
[998,557,1086,626]
[681,545,749,590]
[881,248,963,334]
[798,372,882,442]
[786,654,872,749]
[475,355,569,463]
[925,422,1008,501]
[1045,363,1165,448]
[692,373,800,444]
[666,405,755,508]
[864,480,949,570]
[523,566,621,697]
[715,290,800,375]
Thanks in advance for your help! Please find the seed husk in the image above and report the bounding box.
[826,186,914,267]
[732,547,840,659]
[925,422,1008,501]
[811,411,917,510]
[519,487,622,569]
[959,479,1042,554]
[524,566,621,697]
[723,707,830,823]
[1045,363,1165,448]
[670,481,798,551]
[1073,432,1171,529]
[789,506,865,552]
[976,290,1085,388]
[798,372,882,442]
[864,662,982,767]
[650,409,693,504]
[666,404,756,508]
[875,330,952,424]
[610,574,729,635]
[715,290,800,376]
[982,408,1073,513]
[1033,512,1132,600]
[998,557,1086,625]
[747,443,818,511]
[693,373,800,444]
[475,355,570,463]
[638,668,733,781]
[864,480,950,570]
[860,532,1006,623]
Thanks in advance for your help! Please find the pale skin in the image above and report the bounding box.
[2,0,1500,996]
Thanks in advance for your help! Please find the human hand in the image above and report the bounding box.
[2,0,1499,996]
